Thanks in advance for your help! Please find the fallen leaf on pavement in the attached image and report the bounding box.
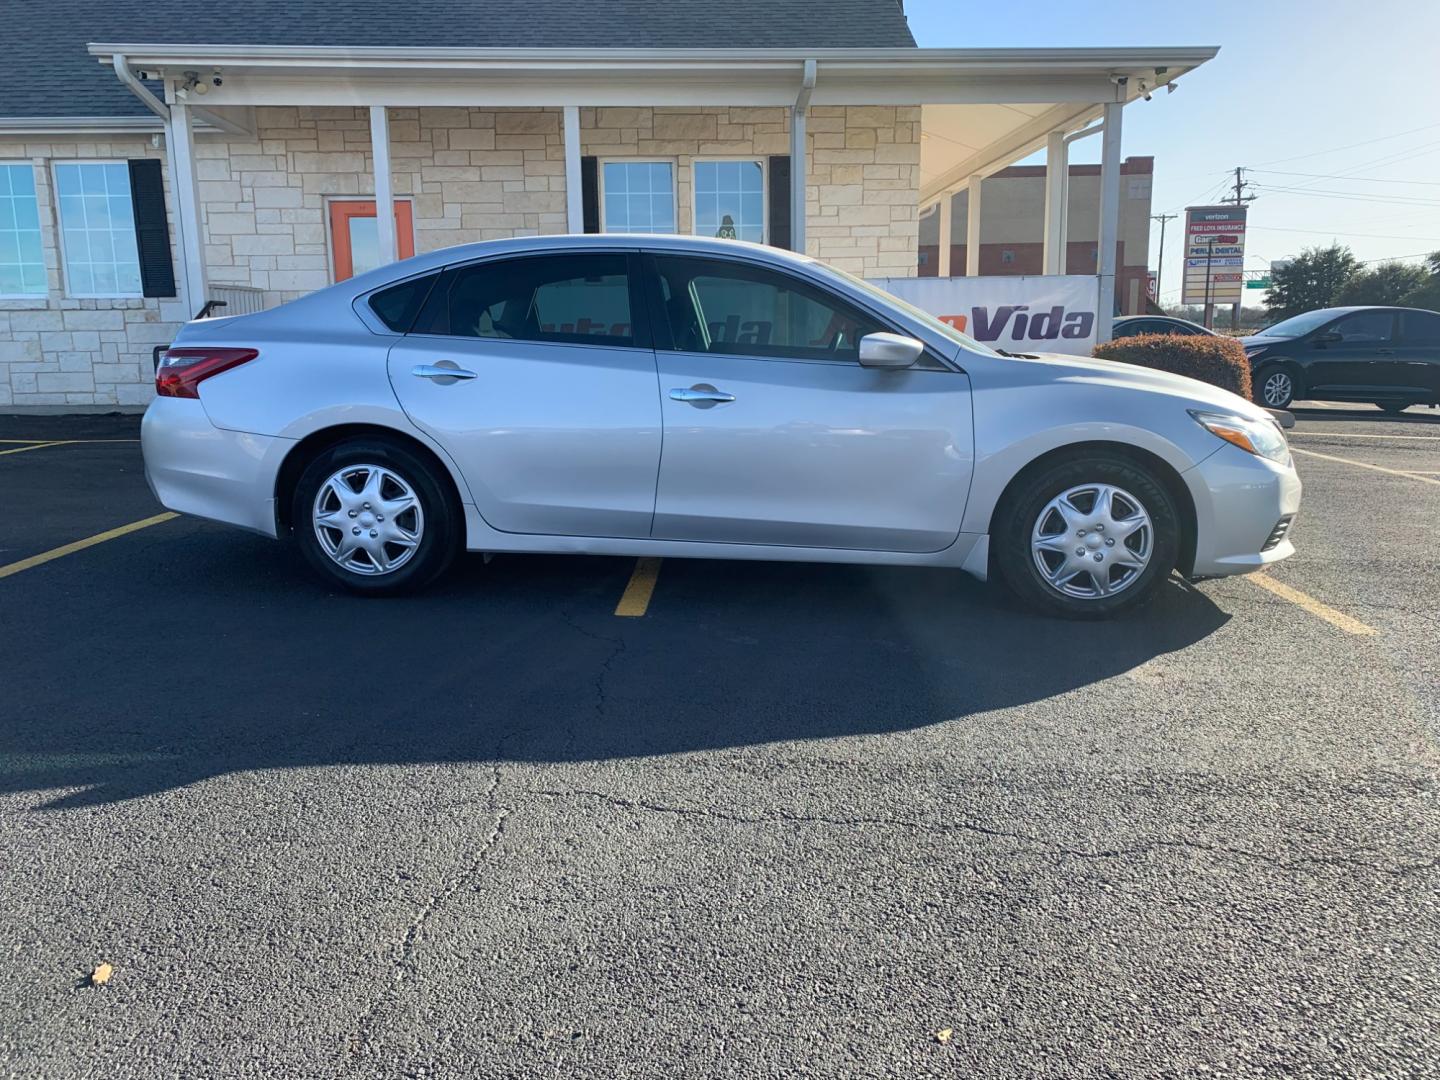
[89,963,113,986]
[934,1028,952,1044]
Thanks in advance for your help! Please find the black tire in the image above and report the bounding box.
[291,437,459,596]
[1254,364,1297,410]
[992,452,1182,619]
[1376,401,1413,415]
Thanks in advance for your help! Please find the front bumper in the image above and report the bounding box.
[141,397,291,538]
[1184,444,1303,578]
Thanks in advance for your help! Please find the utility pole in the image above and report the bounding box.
[1224,168,1257,330]
[1151,212,1176,311]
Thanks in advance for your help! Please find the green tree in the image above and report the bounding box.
[1265,244,1360,319]
[1400,252,1440,311]
[1335,260,1430,306]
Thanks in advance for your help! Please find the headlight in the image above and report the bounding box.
[1189,409,1291,466]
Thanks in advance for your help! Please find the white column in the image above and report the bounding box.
[1042,130,1067,275]
[369,105,397,266]
[936,196,953,277]
[1096,100,1123,343]
[964,174,982,277]
[166,101,206,316]
[563,105,583,233]
[790,104,808,253]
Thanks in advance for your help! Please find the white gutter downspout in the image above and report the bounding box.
[112,54,168,120]
[790,59,816,254]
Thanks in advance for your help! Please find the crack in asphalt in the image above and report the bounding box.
[528,787,1440,879]
[557,608,628,762]
[346,732,519,1064]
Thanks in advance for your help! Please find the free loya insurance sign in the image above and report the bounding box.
[868,275,1101,356]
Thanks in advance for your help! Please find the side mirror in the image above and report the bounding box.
[1314,329,1343,345]
[858,332,924,369]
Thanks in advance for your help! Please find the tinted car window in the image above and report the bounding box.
[652,255,884,362]
[1334,312,1394,344]
[1404,311,1440,343]
[416,253,635,346]
[1112,320,1148,337]
[369,273,438,332]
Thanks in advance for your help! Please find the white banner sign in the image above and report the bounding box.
[868,275,1101,356]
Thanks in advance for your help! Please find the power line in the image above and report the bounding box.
[1255,121,1440,167]
[1251,168,1440,186]
[1254,185,1440,207]
[1248,224,1440,242]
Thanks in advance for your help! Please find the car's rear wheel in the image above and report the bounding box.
[292,438,458,595]
[993,454,1181,618]
[1255,365,1297,409]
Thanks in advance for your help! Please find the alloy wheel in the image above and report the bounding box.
[1031,483,1153,599]
[1262,371,1293,408]
[312,464,425,576]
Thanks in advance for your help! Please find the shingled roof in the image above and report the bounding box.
[4,0,917,120]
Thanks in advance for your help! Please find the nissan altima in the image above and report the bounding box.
[142,236,1300,617]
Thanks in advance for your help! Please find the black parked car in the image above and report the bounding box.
[1112,315,1217,338]
[1242,306,1440,412]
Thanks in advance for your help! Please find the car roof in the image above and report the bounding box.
[342,233,820,292]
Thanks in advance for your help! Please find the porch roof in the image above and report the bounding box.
[83,44,1216,198]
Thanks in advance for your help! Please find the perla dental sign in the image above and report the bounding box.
[870,275,1100,356]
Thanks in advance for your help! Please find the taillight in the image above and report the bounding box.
[155,347,259,398]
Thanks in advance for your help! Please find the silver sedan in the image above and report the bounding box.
[142,235,1300,617]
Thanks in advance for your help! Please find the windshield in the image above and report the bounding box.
[1254,309,1340,338]
[814,264,1002,358]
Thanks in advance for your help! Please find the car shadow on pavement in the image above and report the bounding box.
[0,533,1231,808]
[1290,404,1440,424]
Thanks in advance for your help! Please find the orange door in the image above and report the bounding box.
[329,200,415,282]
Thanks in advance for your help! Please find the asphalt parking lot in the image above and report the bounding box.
[2,405,1439,1078]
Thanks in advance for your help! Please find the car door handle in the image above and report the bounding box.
[412,362,477,381]
[669,384,735,406]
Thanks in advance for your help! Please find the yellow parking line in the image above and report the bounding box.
[1247,573,1377,637]
[0,442,62,456]
[0,512,178,580]
[0,438,140,457]
[1291,446,1440,487]
[614,557,662,617]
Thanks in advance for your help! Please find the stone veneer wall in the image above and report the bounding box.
[0,135,186,408]
[0,105,918,409]
[580,105,919,277]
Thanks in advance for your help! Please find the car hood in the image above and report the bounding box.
[1009,351,1271,421]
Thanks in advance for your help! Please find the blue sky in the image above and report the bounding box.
[903,0,1440,305]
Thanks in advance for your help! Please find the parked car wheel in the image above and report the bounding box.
[993,454,1181,618]
[292,438,458,595]
[1376,401,1414,415]
[1255,365,1297,410]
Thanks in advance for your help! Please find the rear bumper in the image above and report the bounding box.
[1185,445,1303,578]
[141,397,290,538]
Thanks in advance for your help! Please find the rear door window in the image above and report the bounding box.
[1402,310,1440,344]
[415,253,641,347]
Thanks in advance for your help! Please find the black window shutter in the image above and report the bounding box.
[128,159,176,298]
[768,155,791,251]
[581,156,600,234]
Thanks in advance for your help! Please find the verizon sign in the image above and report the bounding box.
[869,275,1101,356]
[1181,205,1248,306]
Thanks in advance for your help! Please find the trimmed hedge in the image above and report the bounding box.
[1092,333,1252,400]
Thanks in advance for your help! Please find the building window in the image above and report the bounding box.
[54,162,142,297]
[601,161,676,234]
[1000,249,1015,265]
[0,163,46,296]
[693,159,765,243]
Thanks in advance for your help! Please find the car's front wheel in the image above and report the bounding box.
[1255,365,1297,409]
[292,438,459,595]
[993,454,1181,618]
